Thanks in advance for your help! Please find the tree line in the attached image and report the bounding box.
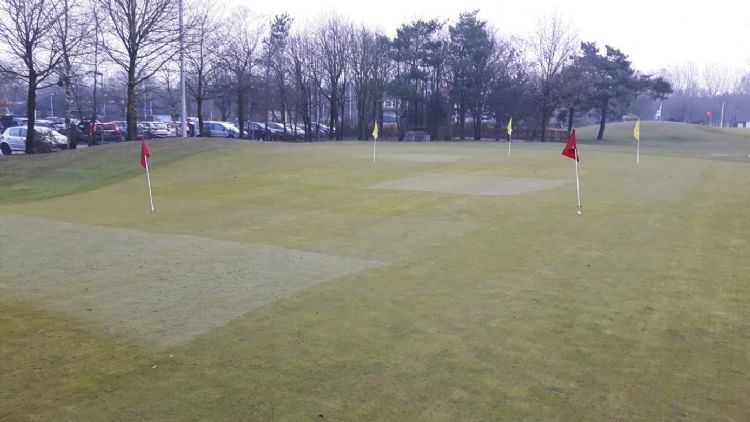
[12,0,744,153]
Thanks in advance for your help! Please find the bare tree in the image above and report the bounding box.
[348,26,389,140]
[97,0,180,140]
[665,62,700,122]
[528,11,577,141]
[186,1,223,135]
[288,30,314,140]
[666,62,700,95]
[0,0,65,153]
[264,13,293,135]
[317,15,350,140]
[53,0,91,147]
[702,63,732,98]
[155,65,181,120]
[222,7,261,138]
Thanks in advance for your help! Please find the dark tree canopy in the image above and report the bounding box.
[575,42,671,140]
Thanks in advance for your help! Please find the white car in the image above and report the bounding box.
[141,122,171,138]
[1,126,68,155]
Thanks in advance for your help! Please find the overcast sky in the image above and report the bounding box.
[225,0,750,74]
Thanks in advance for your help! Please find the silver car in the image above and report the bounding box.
[203,121,240,138]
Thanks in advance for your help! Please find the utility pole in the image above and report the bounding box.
[179,0,187,137]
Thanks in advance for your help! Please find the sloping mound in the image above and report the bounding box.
[576,121,750,158]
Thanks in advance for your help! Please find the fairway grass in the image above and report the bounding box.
[1,127,749,420]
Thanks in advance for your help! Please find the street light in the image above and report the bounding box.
[92,70,103,121]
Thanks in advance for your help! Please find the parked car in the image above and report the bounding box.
[34,119,56,129]
[283,123,304,140]
[141,121,171,138]
[256,121,285,140]
[309,121,333,136]
[203,121,240,138]
[265,122,290,140]
[77,118,100,133]
[1,126,68,155]
[112,121,148,141]
[165,122,177,137]
[93,122,125,142]
[244,121,271,140]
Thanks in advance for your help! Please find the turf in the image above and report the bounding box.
[1,122,749,420]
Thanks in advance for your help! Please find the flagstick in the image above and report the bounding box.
[144,157,155,212]
[574,150,582,211]
[636,138,640,164]
[507,134,511,159]
[373,137,377,163]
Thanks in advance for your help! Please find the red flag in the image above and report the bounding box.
[562,128,579,161]
[140,140,151,169]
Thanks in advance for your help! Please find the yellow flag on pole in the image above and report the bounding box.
[372,122,379,141]
[506,118,513,136]
[634,119,640,141]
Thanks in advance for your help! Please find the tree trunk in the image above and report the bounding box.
[540,107,548,142]
[459,110,465,140]
[25,75,37,154]
[475,113,482,140]
[237,88,245,138]
[597,99,608,140]
[328,90,337,140]
[64,72,75,148]
[567,106,574,135]
[126,64,137,142]
[196,95,203,137]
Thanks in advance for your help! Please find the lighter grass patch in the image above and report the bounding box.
[367,152,466,162]
[371,174,567,196]
[0,215,384,350]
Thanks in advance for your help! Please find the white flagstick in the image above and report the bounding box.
[144,157,155,212]
[636,138,640,164]
[575,148,582,213]
[507,134,511,159]
[373,137,377,163]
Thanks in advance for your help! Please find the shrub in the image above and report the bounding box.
[29,130,59,154]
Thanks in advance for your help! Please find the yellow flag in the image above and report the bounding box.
[372,122,379,140]
[506,118,513,136]
[634,119,640,141]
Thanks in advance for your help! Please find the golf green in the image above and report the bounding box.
[1,123,748,420]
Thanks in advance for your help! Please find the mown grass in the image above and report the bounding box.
[0,139,218,205]
[1,124,749,420]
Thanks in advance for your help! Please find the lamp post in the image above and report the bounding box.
[49,93,54,117]
[92,71,103,121]
[179,0,187,137]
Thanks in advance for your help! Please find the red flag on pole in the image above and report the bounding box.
[140,140,151,168]
[562,128,579,161]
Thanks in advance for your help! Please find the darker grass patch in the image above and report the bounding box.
[0,138,218,205]
[0,297,151,420]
